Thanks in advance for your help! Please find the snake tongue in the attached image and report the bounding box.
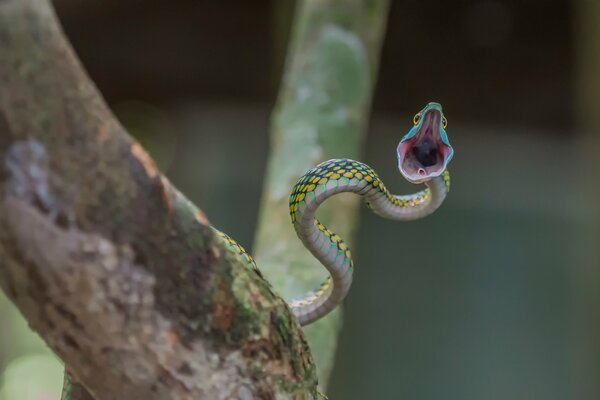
[397,109,452,183]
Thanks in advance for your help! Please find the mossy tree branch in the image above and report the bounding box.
[0,1,317,399]
[254,0,390,385]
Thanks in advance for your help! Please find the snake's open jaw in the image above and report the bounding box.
[397,107,453,184]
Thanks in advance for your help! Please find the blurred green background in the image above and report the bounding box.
[3,1,599,399]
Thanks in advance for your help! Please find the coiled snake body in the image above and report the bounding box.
[61,102,454,399]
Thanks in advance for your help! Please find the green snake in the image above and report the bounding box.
[61,102,453,398]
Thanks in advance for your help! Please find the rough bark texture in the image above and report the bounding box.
[254,0,390,386]
[0,1,317,399]
[573,1,600,398]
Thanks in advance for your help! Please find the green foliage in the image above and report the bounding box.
[0,293,62,400]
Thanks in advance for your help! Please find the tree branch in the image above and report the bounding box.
[254,0,390,385]
[0,1,316,399]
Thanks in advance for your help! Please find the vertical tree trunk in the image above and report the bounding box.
[254,0,390,386]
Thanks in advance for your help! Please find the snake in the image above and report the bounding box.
[61,102,454,398]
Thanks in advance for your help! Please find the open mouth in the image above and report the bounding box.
[397,109,453,183]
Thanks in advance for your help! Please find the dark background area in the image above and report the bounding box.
[56,0,572,129]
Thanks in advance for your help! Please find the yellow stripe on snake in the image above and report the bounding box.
[61,102,454,398]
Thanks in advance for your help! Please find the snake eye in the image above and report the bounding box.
[413,113,421,125]
[442,116,448,129]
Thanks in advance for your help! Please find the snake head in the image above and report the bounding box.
[397,102,454,184]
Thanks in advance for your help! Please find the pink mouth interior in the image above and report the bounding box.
[398,111,451,181]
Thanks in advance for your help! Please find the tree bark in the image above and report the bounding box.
[0,1,316,399]
[254,0,390,386]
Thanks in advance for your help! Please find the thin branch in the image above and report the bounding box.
[0,1,316,399]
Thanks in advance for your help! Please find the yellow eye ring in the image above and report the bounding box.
[442,116,448,129]
[413,113,421,125]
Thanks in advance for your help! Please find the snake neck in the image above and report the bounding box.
[367,172,449,221]
[288,159,450,325]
